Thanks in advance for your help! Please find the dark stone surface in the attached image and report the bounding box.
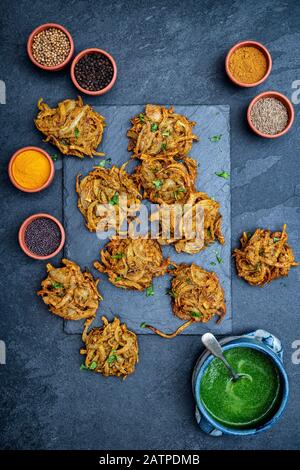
[0,0,300,450]
[64,104,231,335]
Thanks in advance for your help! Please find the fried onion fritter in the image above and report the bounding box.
[80,316,138,378]
[151,192,224,254]
[142,263,226,338]
[35,96,105,158]
[127,104,198,157]
[94,238,169,290]
[234,224,298,286]
[134,154,197,204]
[76,163,142,232]
[38,258,101,320]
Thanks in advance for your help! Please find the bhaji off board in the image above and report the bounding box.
[63,105,231,335]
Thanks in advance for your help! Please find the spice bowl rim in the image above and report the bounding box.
[247,90,295,138]
[8,146,55,193]
[70,47,117,96]
[18,213,65,260]
[27,22,74,71]
[225,40,272,88]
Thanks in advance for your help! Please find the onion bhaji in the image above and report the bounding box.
[76,163,142,232]
[38,258,101,320]
[234,224,298,286]
[80,316,138,378]
[94,237,169,290]
[151,191,224,254]
[127,104,198,157]
[142,263,226,338]
[134,154,197,204]
[35,96,105,158]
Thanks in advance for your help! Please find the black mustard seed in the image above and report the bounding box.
[74,53,114,91]
[25,217,61,256]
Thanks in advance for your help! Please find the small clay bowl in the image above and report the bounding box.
[247,91,294,139]
[8,146,55,193]
[19,213,65,260]
[70,48,117,96]
[27,23,74,71]
[225,40,272,87]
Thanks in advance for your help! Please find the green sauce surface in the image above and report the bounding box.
[200,347,281,428]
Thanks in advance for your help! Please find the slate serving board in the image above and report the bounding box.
[63,105,231,335]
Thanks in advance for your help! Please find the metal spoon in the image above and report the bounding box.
[201,333,242,382]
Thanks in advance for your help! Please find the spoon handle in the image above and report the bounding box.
[201,333,239,380]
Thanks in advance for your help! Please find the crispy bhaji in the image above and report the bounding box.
[94,237,169,290]
[134,154,197,204]
[234,224,298,286]
[35,96,105,158]
[76,163,142,232]
[38,258,101,320]
[80,316,138,378]
[151,191,224,254]
[127,104,198,157]
[143,263,226,338]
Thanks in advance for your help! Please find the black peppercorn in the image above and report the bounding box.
[74,53,114,91]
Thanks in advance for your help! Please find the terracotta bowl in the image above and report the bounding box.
[225,40,272,87]
[8,146,55,193]
[27,23,74,71]
[70,48,117,96]
[247,91,294,139]
[19,213,65,260]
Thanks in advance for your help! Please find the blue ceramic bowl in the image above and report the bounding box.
[193,337,289,436]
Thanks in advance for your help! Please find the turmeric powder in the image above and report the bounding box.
[12,149,51,189]
[228,46,267,84]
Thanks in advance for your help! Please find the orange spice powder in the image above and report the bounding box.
[229,46,267,84]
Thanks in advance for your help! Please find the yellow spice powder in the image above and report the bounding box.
[229,46,267,84]
[12,149,51,189]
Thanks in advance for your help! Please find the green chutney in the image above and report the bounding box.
[200,347,281,428]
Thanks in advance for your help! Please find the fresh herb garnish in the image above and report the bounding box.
[112,253,124,260]
[210,261,217,266]
[246,232,252,239]
[207,228,212,238]
[161,130,170,137]
[209,134,222,142]
[140,322,147,328]
[273,237,280,243]
[80,364,89,370]
[139,113,145,123]
[115,276,123,282]
[109,192,119,205]
[161,143,167,151]
[146,285,154,297]
[168,264,175,270]
[74,127,80,139]
[215,251,223,264]
[166,288,177,298]
[107,354,118,365]
[89,361,97,370]
[52,282,64,289]
[174,187,186,200]
[96,158,111,168]
[151,123,158,132]
[215,171,230,179]
[51,154,58,162]
[190,311,202,319]
[153,179,162,189]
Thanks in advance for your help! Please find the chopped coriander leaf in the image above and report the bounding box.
[161,130,170,137]
[140,322,147,328]
[74,127,80,139]
[174,187,186,200]
[80,364,89,370]
[115,276,123,282]
[210,261,216,266]
[168,264,175,270]
[190,311,202,318]
[166,288,177,298]
[107,354,118,365]
[96,158,111,168]
[139,113,145,123]
[52,282,64,289]
[109,192,119,205]
[146,285,154,297]
[51,154,58,162]
[112,253,124,260]
[215,171,230,179]
[89,361,97,370]
[161,143,167,151]
[215,252,223,264]
[246,232,252,239]
[209,134,222,142]
[153,179,162,189]
[151,123,158,132]
[273,237,280,243]
[207,228,212,237]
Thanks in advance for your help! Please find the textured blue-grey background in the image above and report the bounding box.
[63,104,232,335]
[0,0,300,450]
